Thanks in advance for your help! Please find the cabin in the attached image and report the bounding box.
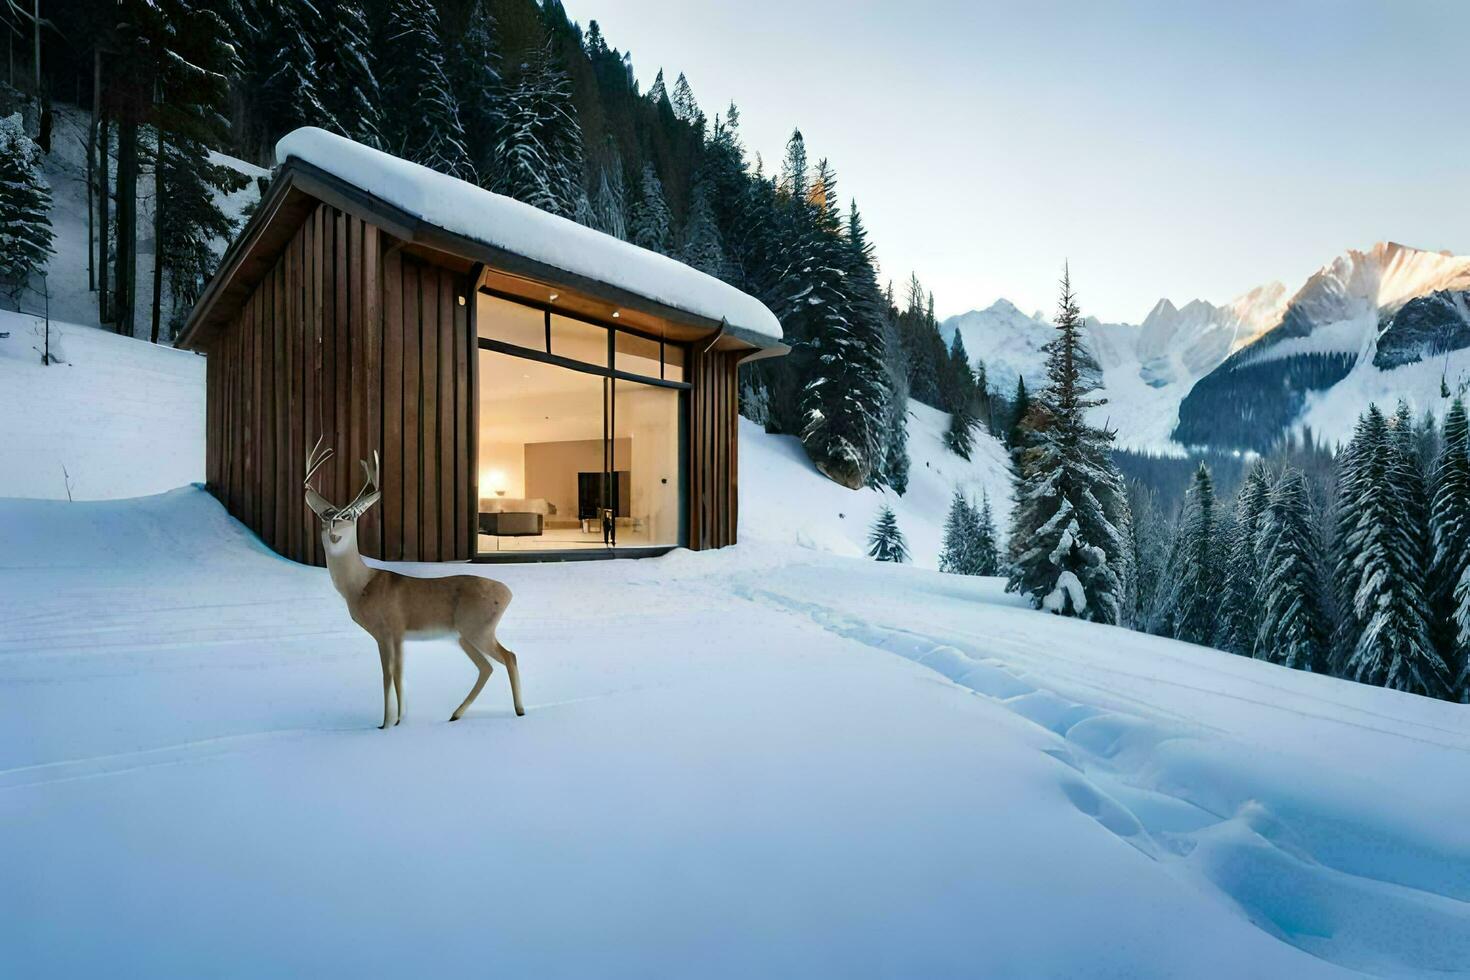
[177,128,786,564]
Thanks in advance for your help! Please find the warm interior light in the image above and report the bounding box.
[548,292,559,302]
[457,295,466,306]
[612,310,620,318]
[484,468,508,496]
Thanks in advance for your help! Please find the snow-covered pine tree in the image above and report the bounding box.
[316,1,382,147]
[450,0,503,184]
[1254,467,1328,671]
[975,491,1001,575]
[1430,398,1470,700]
[380,0,475,181]
[1006,268,1132,624]
[869,504,909,563]
[151,0,248,339]
[1128,480,1170,627]
[945,403,977,460]
[629,163,673,254]
[670,71,703,127]
[1152,463,1222,644]
[249,0,330,142]
[591,153,629,240]
[1215,461,1271,655]
[798,178,889,489]
[0,113,54,302]
[874,280,911,494]
[647,68,669,108]
[491,39,583,217]
[1334,404,1447,695]
[939,490,976,574]
[679,182,727,277]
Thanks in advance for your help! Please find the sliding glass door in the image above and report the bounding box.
[475,292,688,557]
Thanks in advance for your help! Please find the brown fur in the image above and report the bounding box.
[305,442,523,728]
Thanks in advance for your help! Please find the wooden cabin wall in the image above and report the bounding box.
[688,347,742,550]
[204,204,474,565]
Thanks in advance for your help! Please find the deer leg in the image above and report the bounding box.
[391,638,405,726]
[450,636,492,722]
[494,640,525,717]
[376,638,394,730]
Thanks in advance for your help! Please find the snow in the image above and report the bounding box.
[6,324,1470,976]
[740,400,1013,569]
[275,127,783,345]
[0,311,203,498]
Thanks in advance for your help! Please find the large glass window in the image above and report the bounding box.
[475,291,687,556]
[478,294,545,351]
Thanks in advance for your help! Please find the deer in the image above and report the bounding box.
[304,436,524,729]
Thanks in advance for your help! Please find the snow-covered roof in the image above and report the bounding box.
[274,128,783,345]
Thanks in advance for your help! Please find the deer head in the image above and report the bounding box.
[304,435,381,548]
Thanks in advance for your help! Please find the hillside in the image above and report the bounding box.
[4,322,1470,976]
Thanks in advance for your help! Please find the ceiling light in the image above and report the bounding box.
[549,293,559,302]
[612,310,620,318]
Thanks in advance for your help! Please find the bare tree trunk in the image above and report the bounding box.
[115,115,137,337]
[87,51,98,293]
[98,101,111,325]
[151,135,163,344]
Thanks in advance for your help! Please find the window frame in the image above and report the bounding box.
[475,287,692,392]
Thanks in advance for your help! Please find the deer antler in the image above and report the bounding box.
[343,450,382,517]
[304,435,338,517]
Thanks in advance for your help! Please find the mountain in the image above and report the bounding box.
[945,242,1470,454]
[942,285,1286,452]
[1176,242,1470,451]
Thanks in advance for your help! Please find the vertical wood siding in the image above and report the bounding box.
[203,205,473,565]
[687,346,742,550]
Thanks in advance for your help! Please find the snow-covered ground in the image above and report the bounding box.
[4,326,1470,976]
[0,311,204,498]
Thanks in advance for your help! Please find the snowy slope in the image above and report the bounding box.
[740,401,1013,569]
[4,488,1470,976]
[0,311,203,498]
[5,327,1470,974]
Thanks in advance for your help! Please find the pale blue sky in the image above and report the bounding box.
[569,0,1470,322]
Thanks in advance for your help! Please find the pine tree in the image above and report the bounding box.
[945,404,977,459]
[151,0,248,339]
[1335,405,1447,695]
[1153,463,1222,644]
[975,491,1001,575]
[0,113,53,301]
[1007,268,1132,623]
[1430,398,1470,699]
[247,0,330,146]
[868,505,909,563]
[647,68,669,108]
[491,39,583,217]
[939,490,976,574]
[591,151,628,240]
[670,71,703,127]
[380,0,475,181]
[1216,461,1271,655]
[680,182,727,277]
[316,1,382,147]
[1128,480,1170,627]
[629,163,673,254]
[1008,376,1032,451]
[798,181,889,489]
[1254,467,1329,671]
[448,0,501,181]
